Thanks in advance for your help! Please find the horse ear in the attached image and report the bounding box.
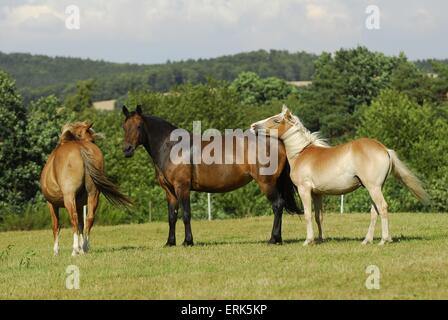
[122,105,130,117]
[87,122,93,130]
[282,105,292,118]
[136,105,143,115]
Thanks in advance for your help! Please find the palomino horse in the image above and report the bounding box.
[122,105,301,246]
[251,105,429,246]
[40,122,131,256]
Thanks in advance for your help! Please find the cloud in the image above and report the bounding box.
[0,0,446,63]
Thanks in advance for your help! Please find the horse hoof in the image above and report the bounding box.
[182,241,194,247]
[164,242,176,247]
[378,238,392,246]
[71,250,79,257]
[362,239,373,245]
[268,238,283,245]
[303,239,314,246]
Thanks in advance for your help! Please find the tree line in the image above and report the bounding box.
[1,46,447,231]
[0,50,317,105]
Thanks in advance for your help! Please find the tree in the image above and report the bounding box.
[431,62,448,103]
[0,70,38,207]
[65,79,95,112]
[296,47,400,139]
[356,89,448,211]
[27,95,72,168]
[390,54,436,105]
[230,72,294,105]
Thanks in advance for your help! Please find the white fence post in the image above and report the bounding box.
[207,193,212,221]
[340,195,344,214]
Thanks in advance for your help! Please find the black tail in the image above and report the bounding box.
[277,161,302,214]
[80,148,132,208]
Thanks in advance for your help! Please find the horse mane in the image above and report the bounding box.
[289,115,329,148]
[59,122,104,144]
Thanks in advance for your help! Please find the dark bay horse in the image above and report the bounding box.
[41,122,131,256]
[122,106,301,246]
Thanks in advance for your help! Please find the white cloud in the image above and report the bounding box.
[0,0,446,63]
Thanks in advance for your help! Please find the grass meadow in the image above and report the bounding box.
[0,213,447,299]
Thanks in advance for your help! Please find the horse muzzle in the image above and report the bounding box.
[123,144,135,158]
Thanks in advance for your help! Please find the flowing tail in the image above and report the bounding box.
[80,148,132,208]
[277,161,303,214]
[387,149,430,204]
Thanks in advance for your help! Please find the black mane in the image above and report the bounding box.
[139,113,180,169]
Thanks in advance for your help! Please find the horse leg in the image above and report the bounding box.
[76,201,85,255]
[362,205,378,245]
[268,191,285,244]
[312,194,324,242]
[176,187,193,246]
[48,202,60,256]
[83,191,99,253]
[298,186,314,246]
[367,186,392,245]
[64,194,82,256]
[165,191,178,247]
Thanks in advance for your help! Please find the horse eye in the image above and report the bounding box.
[273,119,280,124]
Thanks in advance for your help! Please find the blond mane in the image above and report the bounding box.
[289,115,329,147]
[59,122,104,144]
[281,114,329,160]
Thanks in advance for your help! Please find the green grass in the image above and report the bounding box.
[0,213,447,299]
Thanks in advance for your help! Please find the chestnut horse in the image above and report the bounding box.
[251,106,429,246]
[122,106,301,246]
[40,122,131,256]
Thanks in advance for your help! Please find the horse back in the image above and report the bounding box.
[161,134,286,193]
[41,141,103,204]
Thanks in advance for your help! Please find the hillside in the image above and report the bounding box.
[0,50,318,104]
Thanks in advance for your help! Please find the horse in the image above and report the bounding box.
[40,122,131,256]
[251,105,429,246]
[121,105,301,246]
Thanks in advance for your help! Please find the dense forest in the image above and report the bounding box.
[0,50,317,104]
[1,46,448,231]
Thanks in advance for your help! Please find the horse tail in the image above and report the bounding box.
[277,161,303,214]
[387,149,430,204]
[80,147,132,208]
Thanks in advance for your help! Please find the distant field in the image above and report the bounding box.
[0,213,447,299]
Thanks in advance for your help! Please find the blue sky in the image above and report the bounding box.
[0,0,447,64]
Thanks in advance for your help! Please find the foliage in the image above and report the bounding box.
[1,46,448,230]
[354,90,448,212]
[64,79,95,112]
[0,71,38,208]
[0,50,317,104]
[230,72,295,105]
[295,46,401,139]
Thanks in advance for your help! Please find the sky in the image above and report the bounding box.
[0,0,447,64]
